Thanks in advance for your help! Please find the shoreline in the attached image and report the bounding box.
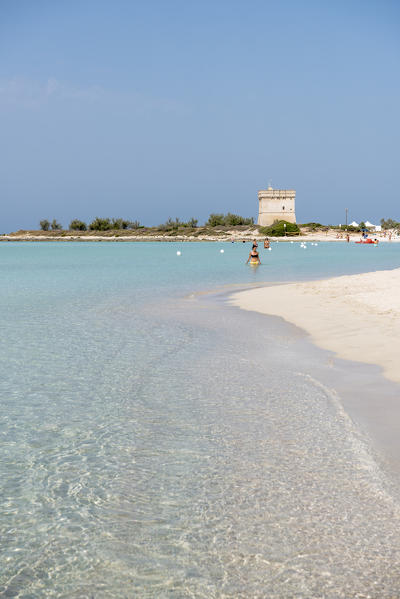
[2,230,400,243]
[227,270,400,485]
[230,268,400,385]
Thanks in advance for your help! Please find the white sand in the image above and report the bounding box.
[2,229,400,242]
[231,268,400,384]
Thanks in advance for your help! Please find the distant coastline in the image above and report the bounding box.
[1,226,400,242]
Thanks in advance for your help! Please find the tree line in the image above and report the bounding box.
[380,218,400,230]
[38,215,400,233]
[39,218,142,231]
[39,213,254,232]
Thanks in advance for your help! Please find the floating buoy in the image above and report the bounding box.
[176,251,181,256]
[220,249,224,253]
[268,247,272,251]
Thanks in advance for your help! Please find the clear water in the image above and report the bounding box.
[1,241,400,598]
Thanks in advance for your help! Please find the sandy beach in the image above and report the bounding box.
[231,267,400,384]
[2,229,400,242]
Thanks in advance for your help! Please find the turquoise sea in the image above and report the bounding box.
[1,241,400,598]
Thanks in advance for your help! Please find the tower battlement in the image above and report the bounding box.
[257,186,296,226]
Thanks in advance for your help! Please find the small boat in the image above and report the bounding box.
[355,239,378,245]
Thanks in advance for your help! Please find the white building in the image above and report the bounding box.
[257,186,296,226]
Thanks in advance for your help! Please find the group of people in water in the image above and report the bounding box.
[243,231,387,262]
[246,238,269,265]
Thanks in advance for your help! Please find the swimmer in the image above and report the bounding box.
[246,246,261,265]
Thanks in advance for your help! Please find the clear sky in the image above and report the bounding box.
[1,0,399,231]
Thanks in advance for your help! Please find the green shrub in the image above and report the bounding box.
[206,213,225,227]
[158,217,198,231]
[89,217,113,231]
[158,217,180,231]
[206,213,254,227]
[129,220,142,229]
[380,218,400,230]
[224,213,254,226]
[51,219,62,230]
[40,219,50,231]
[259,220,300,237]
[301,222,324,231]
[111,218,134,230]
[69,219,87,231]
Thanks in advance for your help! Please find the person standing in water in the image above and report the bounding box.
[246,245,261,264]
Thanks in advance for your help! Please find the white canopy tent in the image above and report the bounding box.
[365,221,383,232]
[348,220,381,232]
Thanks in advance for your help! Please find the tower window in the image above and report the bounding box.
[282,206,285,210]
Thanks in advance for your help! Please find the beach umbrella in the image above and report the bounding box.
[350,221,359,227]
[365,221,375,228]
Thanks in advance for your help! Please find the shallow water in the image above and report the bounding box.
[1,242,400,597]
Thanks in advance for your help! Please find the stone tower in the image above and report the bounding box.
[257,186,296,226]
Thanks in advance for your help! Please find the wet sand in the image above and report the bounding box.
[230,267,400,385]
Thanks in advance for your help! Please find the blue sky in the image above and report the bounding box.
[0,0,399,231]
